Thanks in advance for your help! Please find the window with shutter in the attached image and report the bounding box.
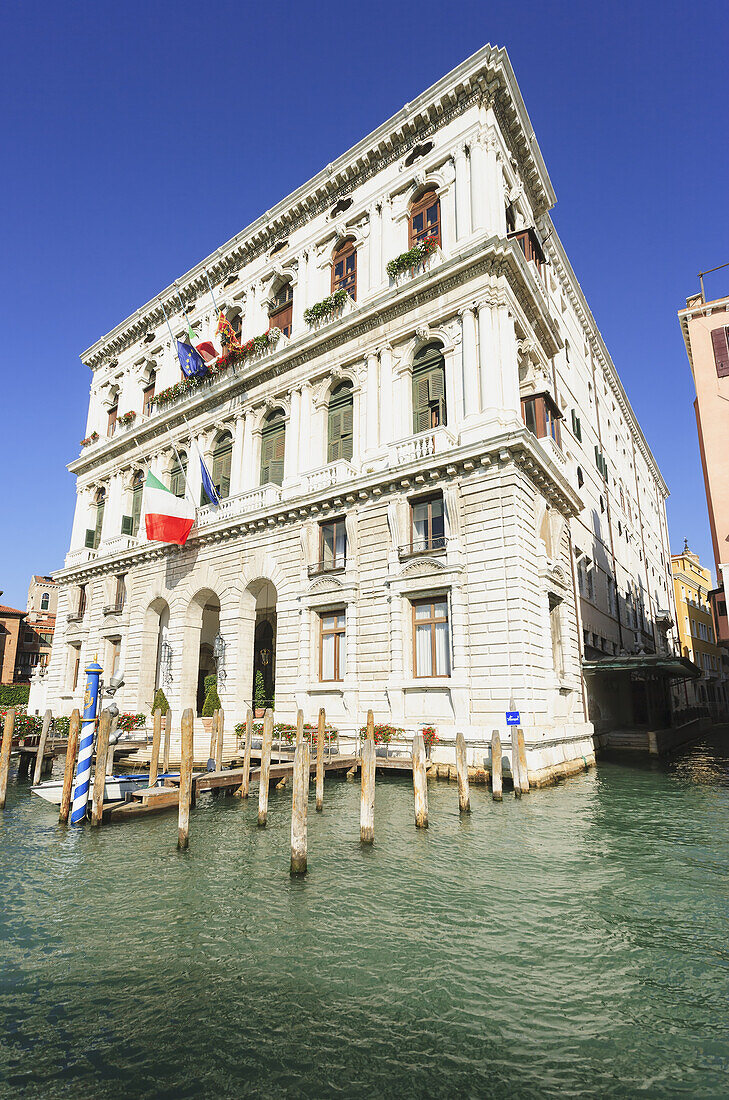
[409,190,441,248]
[121,515,133,535]
[260,412,286,485]
[212,434,232,499]
[269,283,293,337]
[169,451,188,498]
[331,240,357,300]
[327,381,354,462]
[411,344,447,433]
[711,327,729,378]
[130,472,144,536]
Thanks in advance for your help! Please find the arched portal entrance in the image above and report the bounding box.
[138,597,170,711]
[196,595,220,716]
[247,579,277,711]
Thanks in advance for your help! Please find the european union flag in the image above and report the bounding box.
[200,456,219,505]
[176,339,206,378]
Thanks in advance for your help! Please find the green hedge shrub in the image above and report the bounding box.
[0,684,30,707]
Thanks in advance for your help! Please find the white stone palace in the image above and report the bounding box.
[42,44,676,781]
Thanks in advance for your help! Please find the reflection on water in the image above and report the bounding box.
[1,731,729,1098]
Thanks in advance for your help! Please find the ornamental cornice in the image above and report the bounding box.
[70,238,561,481]
[80,47,555,371]
[54,428,581,588]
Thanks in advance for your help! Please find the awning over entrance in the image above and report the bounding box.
[582,654,701,680]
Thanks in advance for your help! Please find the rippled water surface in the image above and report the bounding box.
[2,734,729,1098]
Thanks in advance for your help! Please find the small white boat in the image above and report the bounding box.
[30,773,175,806]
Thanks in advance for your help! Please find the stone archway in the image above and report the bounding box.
[179,587,222,716]
[137,597,170,711]
[249,580,277,712]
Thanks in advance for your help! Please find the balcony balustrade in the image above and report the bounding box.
[195,483,283,528]
[307,557,347,579]
[303,461,357,494]
[390,425,456,465]
[398,536,448,561]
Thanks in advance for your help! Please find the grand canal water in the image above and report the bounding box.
[1,734,729,1098]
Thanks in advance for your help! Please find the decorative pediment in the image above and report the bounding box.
[307,574,345,595]
[399,556,448,577]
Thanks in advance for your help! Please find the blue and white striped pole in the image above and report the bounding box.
[70,660,103,825]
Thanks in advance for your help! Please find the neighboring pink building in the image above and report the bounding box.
[679,282,729,643]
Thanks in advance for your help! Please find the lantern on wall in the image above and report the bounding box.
[160,640,173,688]
[213,633,227,683]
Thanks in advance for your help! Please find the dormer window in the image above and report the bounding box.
[409,189,441,248]
[269,283,293,337]
[331,240,357,300]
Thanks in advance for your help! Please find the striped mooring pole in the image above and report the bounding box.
[70,660,103,826]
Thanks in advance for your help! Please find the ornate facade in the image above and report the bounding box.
[43,45,675,779]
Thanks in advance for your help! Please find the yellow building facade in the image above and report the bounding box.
[671,543,723,704]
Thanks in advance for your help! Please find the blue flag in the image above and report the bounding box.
[200,456,219,505]
[176,339,206,379]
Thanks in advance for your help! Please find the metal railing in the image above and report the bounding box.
[307,558,347,578]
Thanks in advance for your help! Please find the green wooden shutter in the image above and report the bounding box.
[85,529,96,548]
[429,366,446,426]
[131,486,143,535]
[341,404,354,461]
[270,428,285,485]
[328,408,343,462]
[93,502,105,549]
[413,373,431,433]
[121,515,133,535]
[260,435,272,484]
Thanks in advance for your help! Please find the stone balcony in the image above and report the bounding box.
[302,460,357,494]
[390,425,457,465]
[536,434,567,470]
[195,483,283,529]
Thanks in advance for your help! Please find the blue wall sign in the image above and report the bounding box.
[506,711,520,726]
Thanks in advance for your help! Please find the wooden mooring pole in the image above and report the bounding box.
[211,712,219,765]
[516,728,529,794]
[412,732,428,828]
[0,708,16,810]
[149,708,163,788]
[315,707,325,812]
[290,739,310,875]
[32,709,53,786]
[511,734,522,799]
[518,726,529,796]
[90,710,112,827]
[296,709,304,745]
[177,708,194,849]
[162,709,171,774]
[257,708,273,827]
[366,709,374,741]
[106,714,118,776]
[360,737,375,843]
[491,730,503,802]
[215,708,225,773]
[455,731,470,813]
[236,709,253,797]
[59,710,80,824]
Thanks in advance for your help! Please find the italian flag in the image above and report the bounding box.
[143,471,195,545]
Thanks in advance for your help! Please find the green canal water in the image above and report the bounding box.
[1,735,729,1098]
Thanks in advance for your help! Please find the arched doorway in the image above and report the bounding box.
[138,597,170,711]
[247,579,277,711]
[196,596,221,716]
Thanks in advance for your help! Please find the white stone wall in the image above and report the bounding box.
[43,46,673,768]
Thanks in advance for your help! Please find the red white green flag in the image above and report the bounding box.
[143,470,195,545]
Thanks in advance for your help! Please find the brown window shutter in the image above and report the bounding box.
[711,327,729,378]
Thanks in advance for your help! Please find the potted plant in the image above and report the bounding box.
[152,687,169,730]
[201,674,221,734]
[253,670,266,718]
[421,726,438,759]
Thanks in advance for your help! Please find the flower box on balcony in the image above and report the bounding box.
[117,411,137,428]
[80,432,99,448]
[304,288,352,328]
[386,237,440,282]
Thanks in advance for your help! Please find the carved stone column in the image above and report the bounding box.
[364,351,379,456]
[470,130,488,233]
[368,203,381,292]
[454,144,471,240]
[284,387,302,485]
[230,413,246,496]
[460,305,480,418]
[378,343,393,448]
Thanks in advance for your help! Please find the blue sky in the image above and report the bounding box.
[1,0,727,608]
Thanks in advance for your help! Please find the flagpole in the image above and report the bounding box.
[163,423,199,514]
[180,411,220,506]
[204,269,220,314]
